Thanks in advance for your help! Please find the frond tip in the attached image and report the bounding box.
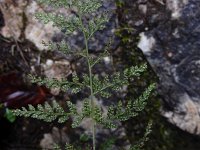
[130,120,153,150]
[107,83,156,122]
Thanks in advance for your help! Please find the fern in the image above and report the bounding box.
[130,120,153,150]
[53,143,76,150]
[12,0,156,149]
[13,101,68,123]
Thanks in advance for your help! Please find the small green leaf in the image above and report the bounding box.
[5,108,16,123]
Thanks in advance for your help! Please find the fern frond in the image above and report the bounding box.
[92,75,112,98]
[53,143,76,150]
[132,83,156,112]
[71,99,92,128]
[73,0,102,15]
[82,99,92,117]
[124,63,147,78]
[65,144,76,150]
[37,0,71,8]
[35,12,80,35]
[72,115,84,128]
[67,101,78,115]
[130,120,153,150]
[12,101,69,123]
[92,106,116,128]
[53,144,62,150]
[28,74,85,94]
[42,40,72,54]
[85,12,109,39]
[107,83,155,122]
[107,101,138,121]
[93,64,148,98]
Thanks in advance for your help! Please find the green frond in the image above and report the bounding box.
[107,105,115,120]
[124,63,147,78]
[37,0,107,37]
[37,0,71,8]
[93,64,148,98]
[86,13,109,39]
[12,101,69,123]
[130,120,153,150]
[99,90,112,98]
[93,106,116,128]
[82,99,92,117]
[132,83,156,112]
[67,101,78,115]
[70,73,83,94]
[42,40,71,54]
[53,144,62,150]
[72,72,79,83]
[28,74,62,89]
[54,143,77,150]
[114,100,139,121]
[82,73,90,86]
[76,49,88,57]
[70,99,92,128]
[93,106,103,123]
[65,144,76,150]
[38,0,101,15]
[66,101,86,128]
[35,12,80,35]
[28,74,85,94]
[106,83,155,122]
[92,75,112,98]
[73,0,102,15]
[72,115,84,128]
[92,72,123,97]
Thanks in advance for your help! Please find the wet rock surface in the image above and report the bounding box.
[138,0,200,134]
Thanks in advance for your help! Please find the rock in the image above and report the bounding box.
[40,127,69,149]
[0,0,119,51]
[0,0,26,39]
[138,0,200,134]
[0,0,60,50]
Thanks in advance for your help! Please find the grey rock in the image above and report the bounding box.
[138,0,200,134]
[0,0,119,51]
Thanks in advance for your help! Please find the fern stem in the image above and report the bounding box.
[85,30,96,150]
[79,14,96,150]
[85,29,96,150]
[84,34,96,150]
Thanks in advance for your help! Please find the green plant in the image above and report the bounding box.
[12,0,155,149]
[5,108,16,123]
[0,104,16,123]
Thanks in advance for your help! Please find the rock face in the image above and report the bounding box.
[138,0,200,134]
